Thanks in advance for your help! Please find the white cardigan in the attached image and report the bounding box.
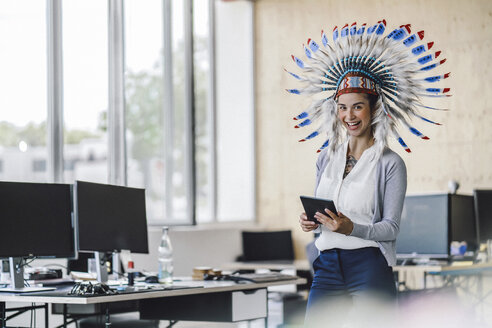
[313,144,407,266]
[315,140,379,251]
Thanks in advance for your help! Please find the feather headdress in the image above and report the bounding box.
[286,20,450,155]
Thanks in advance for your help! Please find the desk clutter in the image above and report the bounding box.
[192,266,298,283]
[192,266,223,280]
[69,281,116,296]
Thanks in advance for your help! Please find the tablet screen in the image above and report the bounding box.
[300,196,337,223]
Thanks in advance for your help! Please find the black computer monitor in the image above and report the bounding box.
[0,181,75,259]
[74,181,149,254]
[396,194,477,260]
[0,181,75,291]
[241,230,294,262]
[450,194,478,251]
[473,189,492,243]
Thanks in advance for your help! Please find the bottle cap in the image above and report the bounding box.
[128,261,134,269]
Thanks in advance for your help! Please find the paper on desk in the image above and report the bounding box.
[70,271,97,281]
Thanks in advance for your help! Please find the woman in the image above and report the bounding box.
[300,89,407,326]
[285,21,449,326]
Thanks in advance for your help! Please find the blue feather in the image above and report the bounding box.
[294,112,308,120]
[306,131,319,140]
[304,44,312,59]
[286,89,301,94]
[283,68,302,80]
[291,55,305,69]
[321,31,329,47]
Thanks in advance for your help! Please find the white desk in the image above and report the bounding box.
[222,260,310,272]
[0,278,306,327]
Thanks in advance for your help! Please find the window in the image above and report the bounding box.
[124,0,166,223]
[32,159,47,172]
[194,0,213,223]
[0,0,255,225]
[0,1,48,183]
[63,0,108,184]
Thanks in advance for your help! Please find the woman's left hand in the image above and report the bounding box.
[314,209,354,236]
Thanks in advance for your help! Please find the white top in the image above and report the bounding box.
[315,140,379,251]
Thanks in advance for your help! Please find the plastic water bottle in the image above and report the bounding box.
[158,227,173,284]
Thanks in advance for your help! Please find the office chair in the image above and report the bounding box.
[78,314,159,328]
[239,230,295,262]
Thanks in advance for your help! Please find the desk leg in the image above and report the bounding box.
[63,304,68,328]
[45,303,49,328]
[1,302,5,328]
[105,305,111,327]
[477,273,484,322]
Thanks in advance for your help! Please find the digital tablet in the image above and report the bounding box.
[300,195,338,224]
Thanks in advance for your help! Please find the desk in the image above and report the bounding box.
[394,263,492,325]
[222,260,312,292]
[222,260,310,272]
[0,278,306,327]
[425,263,492,319]
[393,265,443,290]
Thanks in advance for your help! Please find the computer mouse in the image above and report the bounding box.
[144,275,159,284]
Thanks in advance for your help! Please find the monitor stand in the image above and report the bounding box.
[112,252,120,280]
[0,258,55,293]
[94,252,109,283]
[91,252,122,284]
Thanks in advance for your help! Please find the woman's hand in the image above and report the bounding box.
[299,212,319,232]
[314,209,354,235]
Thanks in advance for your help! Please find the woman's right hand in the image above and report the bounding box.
[299,212,319,232]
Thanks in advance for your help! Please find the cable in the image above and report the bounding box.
[100,252,112,265]
[111,270,125,278]
[16,257,37,270]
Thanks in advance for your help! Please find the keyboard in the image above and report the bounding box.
[112,285,200,294]
[229,273,297,283]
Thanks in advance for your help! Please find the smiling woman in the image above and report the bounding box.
[284,19,455,326]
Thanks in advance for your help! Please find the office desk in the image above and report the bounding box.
[0,278,306,327]
[222,260,312,292]
[394,263,492,325]
[222,260,310,272]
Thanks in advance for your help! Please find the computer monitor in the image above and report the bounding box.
[450,194,478,252]
[0,181,75,291]
[241,230,294,262]
[0,181,75,259]
[396,193,477,260]
[74,181,149,254]
[473,189,492,243]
